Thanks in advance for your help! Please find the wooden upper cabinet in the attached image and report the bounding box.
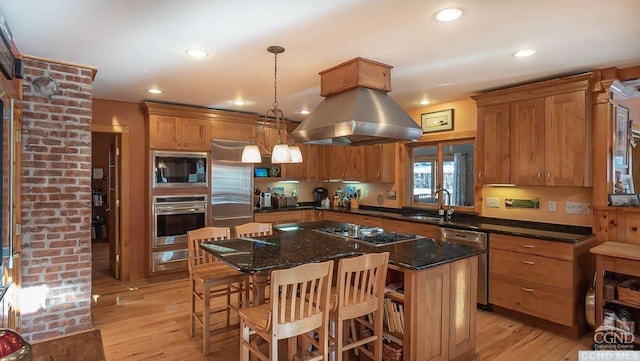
[148,115,210,151]
[544,90,589,186]
[325,146,347,180]
[344,146,364,180]
[473,73,593,187]
[255,125,281,157]
[510,98,546,185]
[476,103,510,184]
[364,143,396,183]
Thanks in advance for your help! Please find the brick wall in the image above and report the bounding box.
[20,57,94,341]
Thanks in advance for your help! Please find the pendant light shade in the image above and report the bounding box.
[241,45,303,164]
[271,143,292,163]
[241,144,261,163]
[289,145,303,163]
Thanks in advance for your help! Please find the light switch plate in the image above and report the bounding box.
[486,197,499,208]
[566,201,590,215]
[548,201,556,212]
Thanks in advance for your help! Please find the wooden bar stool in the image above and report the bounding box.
[238,260,334,361]
[329,252,390,361]
[187,227,250,355]
[235,222,274,304]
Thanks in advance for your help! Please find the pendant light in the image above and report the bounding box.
[241,46,303,164]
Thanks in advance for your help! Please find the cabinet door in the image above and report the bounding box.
[344,146,364,181]
[305,144,322,181]
[182,118,211,151]
[149,115,181,149]
[325,146,347,180]
[545,90,588,186]
[281,143,307,180]
[476,104,510,184]
[255,125,281,157]
[510,98,545,185]
[323,210,354,223]
[364,143,396,183]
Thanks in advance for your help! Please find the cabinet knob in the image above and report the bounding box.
[632,226,638,232]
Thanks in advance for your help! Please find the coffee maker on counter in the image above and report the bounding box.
[313,187,328,207]
[259,192,272,208]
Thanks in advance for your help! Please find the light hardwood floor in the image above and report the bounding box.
[91,243,593,360]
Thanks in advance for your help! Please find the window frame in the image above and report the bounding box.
[406,138,476,212]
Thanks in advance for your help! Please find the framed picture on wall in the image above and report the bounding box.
[421,109,454,133]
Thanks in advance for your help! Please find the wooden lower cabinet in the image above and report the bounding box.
[322,210,355,223]
[382,219,440,239]
[489,233,595,336]
[399,255,477,361]
[254,210,303,225]
[353,214,383,227]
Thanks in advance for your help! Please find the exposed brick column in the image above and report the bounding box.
[20,56,94,341]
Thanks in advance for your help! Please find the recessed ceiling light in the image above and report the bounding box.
[513,49,536,58]
[299,110,311,115]
[435,8,463,22]
[419,99,431,105]
[231,100,246,106]
[148,88,162,94]
[185,48,209,58]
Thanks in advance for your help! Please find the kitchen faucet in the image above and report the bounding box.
[434,188,454,221]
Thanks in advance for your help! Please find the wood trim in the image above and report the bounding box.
[22,54,98,80]
[471,73,593,107]
[92,124,131,281]
[417,130,476,143]
[141,101,266,125]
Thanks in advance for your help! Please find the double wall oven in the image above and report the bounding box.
[151,195,207,273]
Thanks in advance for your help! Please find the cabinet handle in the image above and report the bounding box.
[521,244,535,248]
[546,172,551,181]
[521,287,534,292]
[537,172,541,181]
[521,260,535,265]
[478,171,482,181]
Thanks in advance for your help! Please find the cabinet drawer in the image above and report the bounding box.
[152,249,188,273]
[323,211,354,223]
[489,274,573,326]
[490,233,573,261]
[353,214,383,227]
[489,248,573,290]
[254,211,303,224]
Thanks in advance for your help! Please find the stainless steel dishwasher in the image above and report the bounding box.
[439,227,490,310]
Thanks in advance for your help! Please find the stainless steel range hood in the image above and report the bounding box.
[291,87,423,146]
[291,57,423,146]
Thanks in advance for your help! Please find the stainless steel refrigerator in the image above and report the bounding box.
[211,139,254,228]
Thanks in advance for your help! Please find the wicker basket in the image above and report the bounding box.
[382,341,403,361]
[617,278,640,306]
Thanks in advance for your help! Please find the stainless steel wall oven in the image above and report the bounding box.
[152,195,207,273]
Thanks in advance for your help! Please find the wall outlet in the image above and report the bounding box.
[548,201,556,212]
[364,189,370,198]
[565,201,590,215]
[485,197,499,208]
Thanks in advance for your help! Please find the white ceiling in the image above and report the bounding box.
[2,0,640,122]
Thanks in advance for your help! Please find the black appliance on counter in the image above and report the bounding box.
[313,187,328,207]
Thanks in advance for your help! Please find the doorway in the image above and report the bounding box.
[91,132,121,280]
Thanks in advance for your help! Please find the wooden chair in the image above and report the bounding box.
[329,252,390,361]
[238,260,334,361]
[235,222,273,238]
[235,222,274,304]
[187,226,250,355]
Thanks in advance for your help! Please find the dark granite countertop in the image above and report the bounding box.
[255,205,593,243]
[200,221,483,273]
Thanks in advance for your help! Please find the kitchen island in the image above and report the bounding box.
[201,221,482,361]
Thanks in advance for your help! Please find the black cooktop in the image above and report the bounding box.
[315,226,423,246]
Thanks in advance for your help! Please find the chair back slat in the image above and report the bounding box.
[187,227,231,272]
[336,252,389,317]
[235,222,273,238]
[270,260,333,339]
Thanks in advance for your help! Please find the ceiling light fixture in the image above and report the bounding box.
[299,109,311,115]
[419,99,431,105]
[185,48,209,58]
[435,8,463,22]
[232,100,247,106]
[513,49,536,58]
[147,88,162,94]
[242,46,303,164]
